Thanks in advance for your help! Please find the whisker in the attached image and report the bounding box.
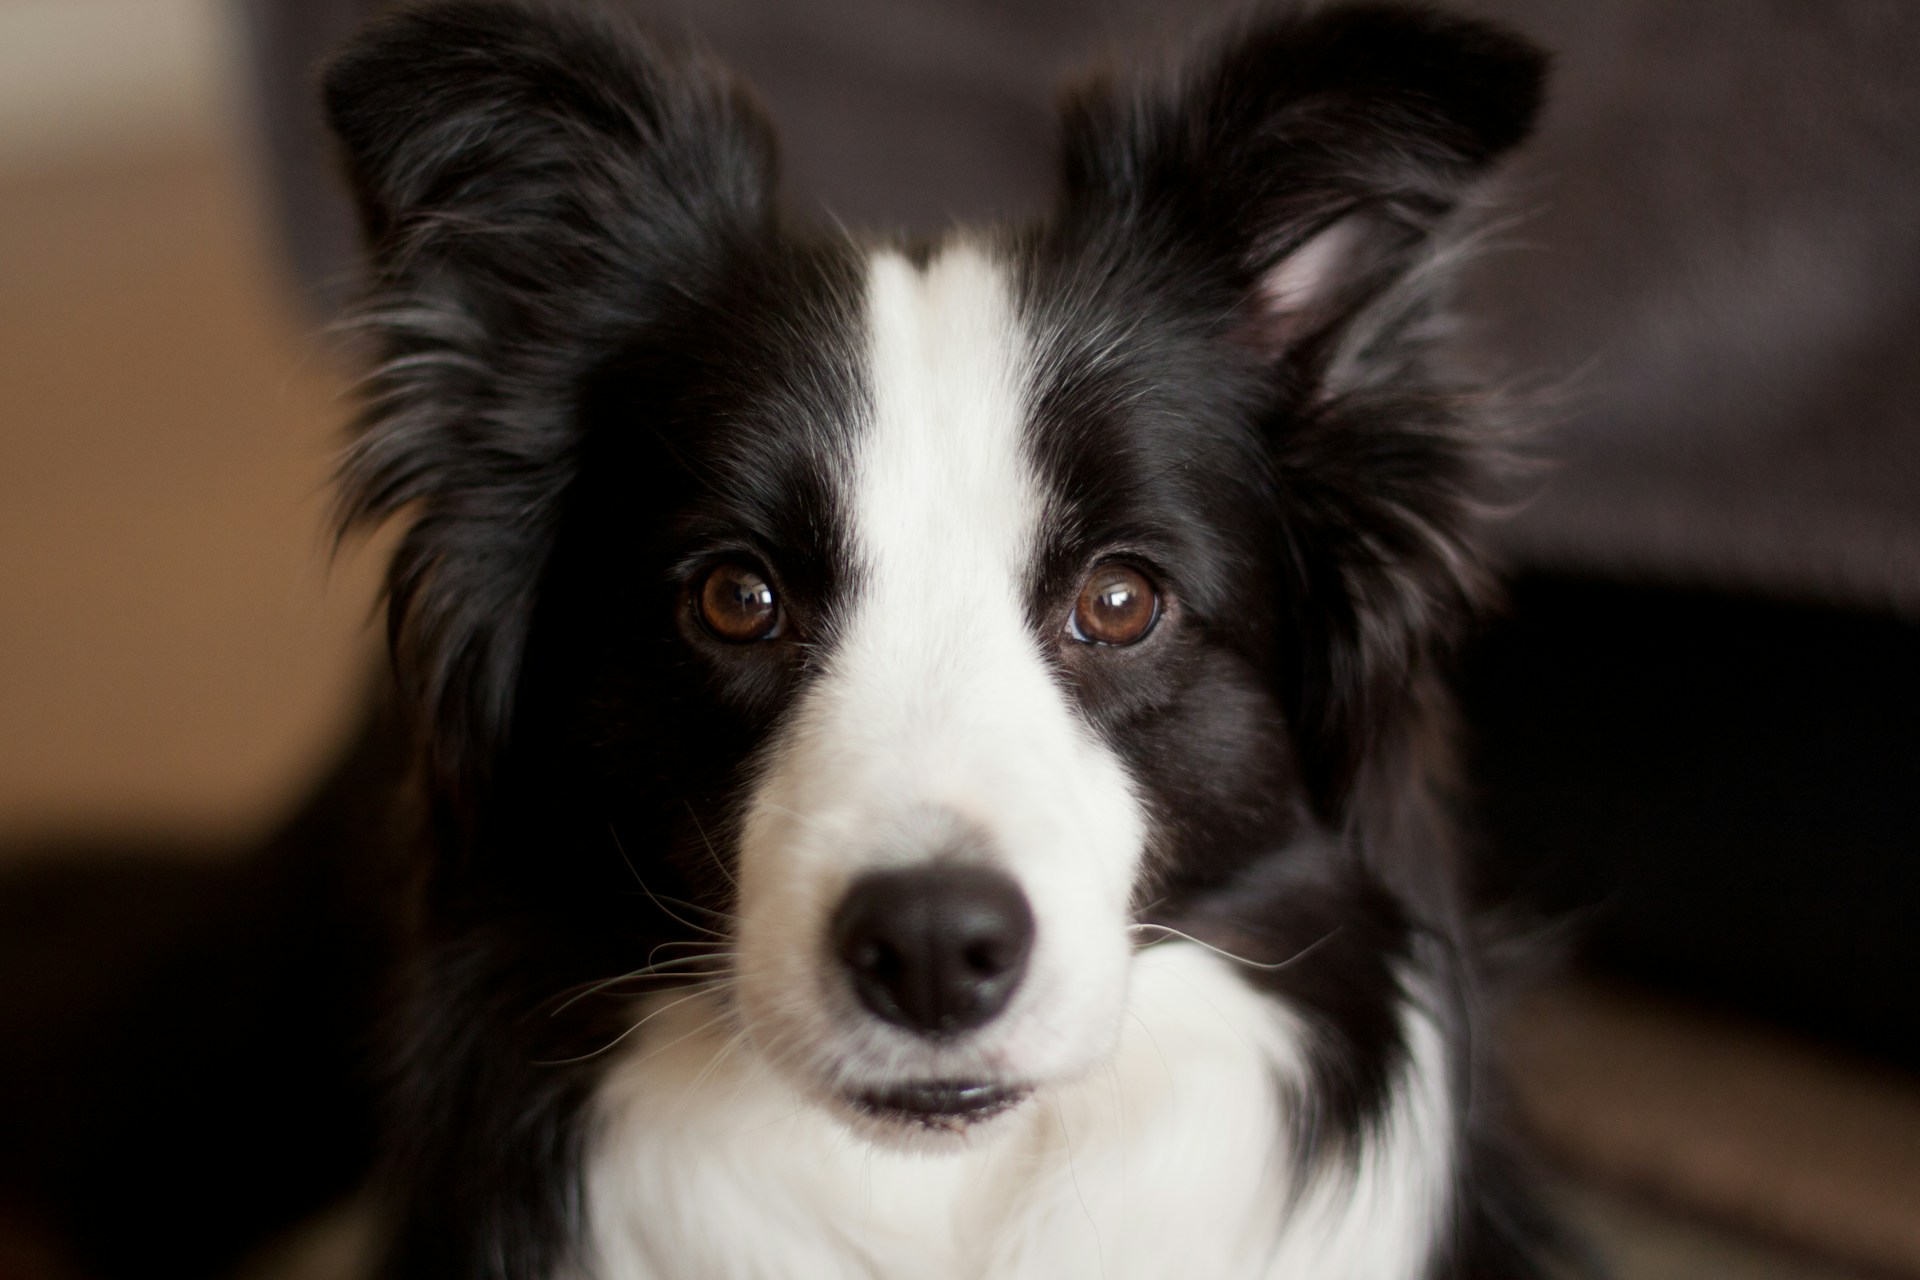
[641,941,733,977]
[591,1001,737,1075]
[643,938,731,956]
[549,954,732,1016]
[1128,922,1343,972]
[677,1024,748,1110]
[683,800,739,892]
[644,891,737,925]
[608,824,734,939]
[534,985,722,1067]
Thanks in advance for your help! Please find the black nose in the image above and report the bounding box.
[831,865,1035,1038]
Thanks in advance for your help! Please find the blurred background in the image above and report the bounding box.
[0,1,1915,1277]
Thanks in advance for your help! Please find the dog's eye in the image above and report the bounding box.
[696,563,781,642]
[1069,563,1159,646]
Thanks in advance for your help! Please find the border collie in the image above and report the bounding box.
[319,2,1562,1275]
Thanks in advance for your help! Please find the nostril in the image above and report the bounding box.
[831,865,1035,1038]
[962,941,1005,976]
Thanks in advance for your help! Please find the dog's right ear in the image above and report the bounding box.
[1052,5,1543,820]
[323,1,776,809]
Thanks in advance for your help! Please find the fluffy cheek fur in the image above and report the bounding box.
[730,247,1148,1126]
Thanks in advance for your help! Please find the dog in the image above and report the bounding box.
[307,1,1563,1274]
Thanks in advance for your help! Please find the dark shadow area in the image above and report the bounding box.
[0,706,407,1279]
[1465,572,1920,1069]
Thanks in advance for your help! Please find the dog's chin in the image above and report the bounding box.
[831,1078,1035,1149]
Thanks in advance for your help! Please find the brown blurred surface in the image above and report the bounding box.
[0,143,382,849]
[1513,981,1920,1278]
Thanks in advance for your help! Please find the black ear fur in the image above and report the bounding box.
[1058,4,1546,817]
[323,0,777,806]
[1059,4,1543,291]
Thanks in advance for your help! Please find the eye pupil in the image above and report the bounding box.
[698,564,780,642]
[1071,564,1159,646]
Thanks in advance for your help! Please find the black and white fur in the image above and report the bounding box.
[322,2,1562,1275]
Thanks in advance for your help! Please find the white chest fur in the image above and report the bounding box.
[579,944,1454,1280]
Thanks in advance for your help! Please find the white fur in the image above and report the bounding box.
[582,946,1454,1279]
[1268,979,1458,1279]
[729,243,1146,1117]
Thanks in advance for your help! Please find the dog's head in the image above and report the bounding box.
[325,1,1541,1138]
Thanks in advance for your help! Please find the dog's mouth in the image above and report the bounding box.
[849,1079,1031,1130]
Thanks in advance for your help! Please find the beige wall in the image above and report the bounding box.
[0,2,381,848]
[0,0,240,171]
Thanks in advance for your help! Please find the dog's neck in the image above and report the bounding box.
[579,942,1454,1280]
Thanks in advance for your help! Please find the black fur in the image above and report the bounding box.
[326,0,781,815]
[317,3,1565,1276]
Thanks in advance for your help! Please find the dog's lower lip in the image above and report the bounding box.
[852,1080,1029,1128]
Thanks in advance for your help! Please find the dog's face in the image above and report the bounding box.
[326,2,1540,1137]
[716,243,1154,1124]
[686,239,1278,1131]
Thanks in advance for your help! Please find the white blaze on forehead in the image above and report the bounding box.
[861,246,1041,570]
[729,241,1145,1095]
[852,245,1045,692]
[824,241,1121,847]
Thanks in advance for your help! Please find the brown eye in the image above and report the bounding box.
[696,563,781,642]
[1069,563,1159,646]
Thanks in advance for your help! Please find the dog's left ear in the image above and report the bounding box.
[1058,5,1546,817]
